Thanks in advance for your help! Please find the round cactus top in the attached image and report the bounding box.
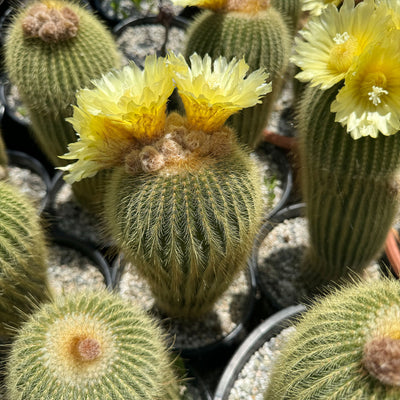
[21,1,79,42]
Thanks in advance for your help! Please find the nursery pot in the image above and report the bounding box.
[213,304,305,400]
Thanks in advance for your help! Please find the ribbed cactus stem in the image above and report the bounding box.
[265,278,400,399]
[297,84,400,292]
[271,0,302,34]
[103,119,263,319]
[5,0,121,209]
[6,290,181,400]
[0,181,51,339]
[184,7,291,148]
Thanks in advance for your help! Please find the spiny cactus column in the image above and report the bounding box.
[297,84,400,292]
[5,290,181,400]
[0,181,51,339]
[4,0,121,209]
[103,124,263,318]
[61,54,268,320]
[265,278,400,399]
[270,0,302,34]
[182,1,291,148]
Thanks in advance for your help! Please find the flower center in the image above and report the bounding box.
[329,33,358,73]
[361,72,388,106]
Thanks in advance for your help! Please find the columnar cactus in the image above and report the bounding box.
[172,0,293,148]
[0,181,51,339]
[61,53,268,319]
[265,278,400,399]
[291,0,400,292]
[5,290,181,400]
[271,0,303,34]
[4,0,121,208]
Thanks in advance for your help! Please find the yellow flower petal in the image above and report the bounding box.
[292,0,392,89]
[331,32,400,139]
[302,0,342,16]
[376,0,400,29]
[167,52,271,132]
[171,0,226,10]
[60,55,174,183]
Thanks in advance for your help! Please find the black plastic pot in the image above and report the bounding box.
[49,228,113,290]
[6,150,52,214]
[253,203,306,311]
[213,304,305,400]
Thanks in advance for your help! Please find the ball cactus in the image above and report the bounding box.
[290,0,400,293]
[0,181,51,339]
[0,131,7,179]
[60,53,269,319]
[173,0,292,148]
[4,0,121,208]
[5,290,181,400]
[265,278,400,399]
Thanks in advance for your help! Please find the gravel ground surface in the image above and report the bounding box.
[5,165,48,210]
[227,326,296,400]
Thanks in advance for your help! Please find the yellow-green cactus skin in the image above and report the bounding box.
[6,290,181,400]
[0,181,51,339]
[265,278,400,399]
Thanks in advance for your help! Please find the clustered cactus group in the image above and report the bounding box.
[3,0,400,398]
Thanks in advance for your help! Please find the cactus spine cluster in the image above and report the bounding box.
[103,118,263,319]
[0,181,51,339]
[271,0,302,34]
[265,278,400,399]
[297,84,400,292]
[4,0,121,207]
[183,2,292,148]
[5,290,181,399]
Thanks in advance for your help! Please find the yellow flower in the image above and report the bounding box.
[376,0,400,29]
[292,0,391,90]
[60,55,174,183]
[171,0,226,11]
[331,32,400,139]
[167,52,271,132]
[302,0,342,16]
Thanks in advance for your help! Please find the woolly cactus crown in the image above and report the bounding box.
[60,53,270,183]
[292,0,400,140]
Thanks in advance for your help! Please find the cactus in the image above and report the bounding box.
[5,290,181,400]
[180,0,292,148]
[60,54,268,319]
[286,0,400,294]
[297,83,400,292]
[103,122,263,318]
[271,0,303,34]
[265,278,400,399]
[0,181,51,339]
[4,0,121,208]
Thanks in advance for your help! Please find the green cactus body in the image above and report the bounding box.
[297,84,400,291]
[6,290,181,400]
[4,0,121,207]
[103,126,263,319]
[265,278,400,399]
[270,0,302,34]
[0,181,51,339]
[184,6,291,148]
